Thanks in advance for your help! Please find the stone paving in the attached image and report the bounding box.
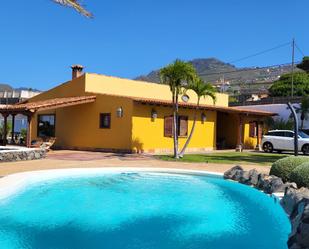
[0,150,271,177]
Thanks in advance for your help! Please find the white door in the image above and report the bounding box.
[281,131,294,151]
[271,131,285,150]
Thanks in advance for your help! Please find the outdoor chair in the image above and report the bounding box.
[30,137,56,151]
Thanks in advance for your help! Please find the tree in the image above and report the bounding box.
[179,78,216,157]
[0,121,12,141]
[160,60,196,159]
[297,56,309,73]
[265,117,294,131]
[53,0,92,17]
[269,72,309,97]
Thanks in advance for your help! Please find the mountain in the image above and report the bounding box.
[0,84,40,92]
[135,58,295,86]
[0,84,14,92]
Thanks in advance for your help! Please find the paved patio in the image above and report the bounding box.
[0,150,271,176]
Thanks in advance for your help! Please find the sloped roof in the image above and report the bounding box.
[132,97,276,116]
[0,95,96,113]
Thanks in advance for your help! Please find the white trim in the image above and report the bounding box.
[0,168,223,201]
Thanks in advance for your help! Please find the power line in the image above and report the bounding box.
[199,61,300,76]
[295,43,305,57]
[228,42,291,64]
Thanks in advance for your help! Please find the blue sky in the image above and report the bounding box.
[1,0,308,90]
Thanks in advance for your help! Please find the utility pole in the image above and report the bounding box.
[291,38,295,98]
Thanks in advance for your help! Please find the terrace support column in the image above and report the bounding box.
[26,113,33,148]
[255,121,263,151]
[236,115,243,152]
[2,114,8,146]
[11,114,16,144]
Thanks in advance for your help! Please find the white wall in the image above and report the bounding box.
[242,104,309,129]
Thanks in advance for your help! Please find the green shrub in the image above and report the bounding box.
[270,156,309,182]
[290,162,309,188]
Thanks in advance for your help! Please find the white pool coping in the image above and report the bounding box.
[0,146,38,153]
[0,168,224,201]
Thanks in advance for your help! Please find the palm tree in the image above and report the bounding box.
[297,96,309,130]
[160,60,196,159]
[179,78,216,157]
[53,0,92,17]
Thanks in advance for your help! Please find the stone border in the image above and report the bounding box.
[224,166,309,249]
[0,148,46,162]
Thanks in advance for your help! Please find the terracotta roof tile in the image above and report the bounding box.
[132,97,276,116]
[0,95,96,113]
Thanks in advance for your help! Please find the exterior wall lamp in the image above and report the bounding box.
[201,113,207,123]
[117,107,123,118]
[151,109,157,121]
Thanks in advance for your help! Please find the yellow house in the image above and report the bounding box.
[0,65,275,153]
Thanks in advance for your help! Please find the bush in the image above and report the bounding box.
[270,156,309,182]
[290,162,309,188]
[269,72,309,97]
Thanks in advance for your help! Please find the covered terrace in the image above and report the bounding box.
[132,97,277,151]
[0,95,96,147]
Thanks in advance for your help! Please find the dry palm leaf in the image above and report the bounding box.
[53,0,93,17]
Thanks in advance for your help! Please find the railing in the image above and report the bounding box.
[230,96,303,106]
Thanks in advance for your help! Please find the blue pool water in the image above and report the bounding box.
[0,172,290,249]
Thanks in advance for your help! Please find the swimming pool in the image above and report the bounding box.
[0,170,290,249]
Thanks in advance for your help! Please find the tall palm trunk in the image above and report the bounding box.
[172,92,179,158]
[179,98,200,157]
[173,92,180,159]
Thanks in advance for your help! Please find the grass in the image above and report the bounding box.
[156,152,289,166]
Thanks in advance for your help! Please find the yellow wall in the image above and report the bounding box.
[32,94,133,151]
[85,73,229,107]
[29,75,87,101]
[132,103,216,153]
[29,75,134,151]
[26,73,260,152]
[243,117,258,149]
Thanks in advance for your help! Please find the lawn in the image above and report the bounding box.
[156,152,289,166]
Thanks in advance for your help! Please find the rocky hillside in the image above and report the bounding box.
[0,84,40,92]
[136,58,295,85]
[0,83,14,92]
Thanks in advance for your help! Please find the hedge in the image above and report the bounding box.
[290,162,309,188]
[270,156,309,182]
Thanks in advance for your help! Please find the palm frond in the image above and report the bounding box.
[187,78,217,104]
[159,60,196,92]
[53,0,93,17]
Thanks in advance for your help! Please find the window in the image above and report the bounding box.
[299,131,309,138]
[100,113,111,129]
[274,131,285,137]
[164,116,173,137]
[37,114,55,137]
[266,131,275,136]
[285,131,294,138]
[249,122,257,138]
[178,116,188,137]
[164,116,188,137]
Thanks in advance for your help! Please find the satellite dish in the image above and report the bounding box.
[182,94,190,103]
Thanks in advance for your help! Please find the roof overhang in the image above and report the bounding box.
[0,95,96,115]
[132,97,276,117]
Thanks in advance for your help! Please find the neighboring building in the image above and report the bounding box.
[0,66,275,153]
[0,90,41,136]
[0,89,41,105]
[239,104,309,130]
[214,78,231,93]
